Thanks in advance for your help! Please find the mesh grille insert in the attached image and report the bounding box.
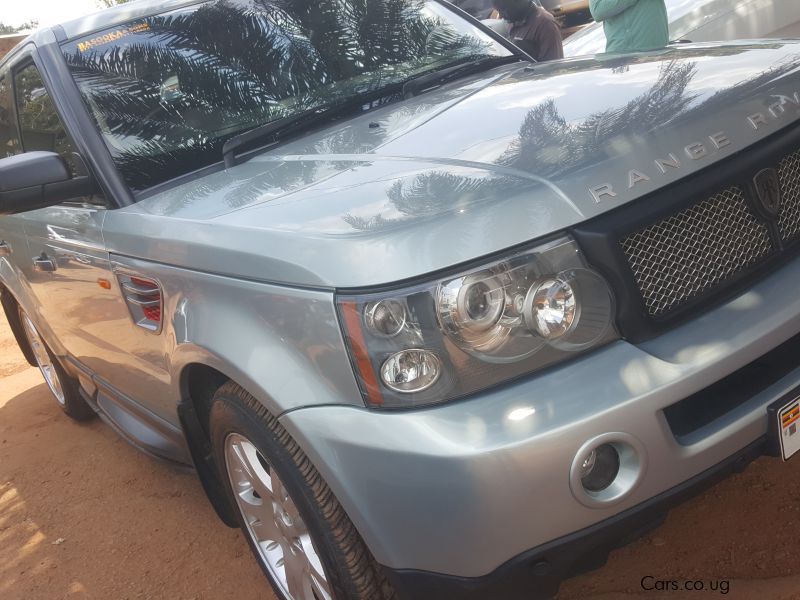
[778,150,800,243]
[621,187,774,317]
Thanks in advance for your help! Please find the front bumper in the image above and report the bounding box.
[278,256,800,588]
[385,437,765,600]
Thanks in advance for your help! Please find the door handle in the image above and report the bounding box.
[33,253,57,273]
[0,241,10,257]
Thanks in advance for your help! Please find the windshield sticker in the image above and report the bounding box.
[77,22,151,52]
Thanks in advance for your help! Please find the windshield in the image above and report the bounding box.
[61,0,510,191]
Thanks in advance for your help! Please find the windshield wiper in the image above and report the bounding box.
[222,93,396,168]
[401,55,519,99]
[222,56,518,168]
[223,104,338,168]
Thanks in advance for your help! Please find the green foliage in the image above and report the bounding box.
[0,21,38,35]
[14,65,78,170]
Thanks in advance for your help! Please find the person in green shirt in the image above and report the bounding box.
[589,0,669,54]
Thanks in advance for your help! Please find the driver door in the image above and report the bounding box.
[10,56,116,364]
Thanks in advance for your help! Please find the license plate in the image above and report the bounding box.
[774,395,800,461]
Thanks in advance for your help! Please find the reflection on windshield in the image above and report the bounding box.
[62,0,507,190]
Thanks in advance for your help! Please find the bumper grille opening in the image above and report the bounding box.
[664,330,800,441]
[620,187,774,317]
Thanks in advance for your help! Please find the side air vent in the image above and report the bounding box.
[115,272,163,333]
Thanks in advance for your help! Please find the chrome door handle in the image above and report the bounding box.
[0,241,10,257]
[33,254,57,273]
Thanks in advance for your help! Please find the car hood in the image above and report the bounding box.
[108,40,800,288]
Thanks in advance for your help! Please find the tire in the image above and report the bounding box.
[209,381,395,600]
[17,306,95,422]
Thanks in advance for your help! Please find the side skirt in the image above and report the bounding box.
[66,356,193,466]
[66,355,238,527]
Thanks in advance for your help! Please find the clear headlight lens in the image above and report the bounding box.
[337,236,617,408]
[364,300,407,338]
[524,277,576,339]
[380,350,442,393]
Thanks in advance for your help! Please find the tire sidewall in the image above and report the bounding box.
[17,306,94,421]
[209,392,351,600]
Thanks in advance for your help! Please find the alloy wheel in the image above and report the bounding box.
[224,433,332,600]
[18,309,66,406]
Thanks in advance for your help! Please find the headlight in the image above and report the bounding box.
[337,236,617,408]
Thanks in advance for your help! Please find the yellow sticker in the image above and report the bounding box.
[77,22,151,53]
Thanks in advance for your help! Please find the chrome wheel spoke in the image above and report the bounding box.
[248,501,282,543]
[282,542,309,599]
[225,438,280,539]
[231,439,274,501]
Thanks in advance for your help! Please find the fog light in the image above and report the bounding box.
[579,449,596,478]
[380,350,441,393]
[580,444,620,493]
[570,434,646,508]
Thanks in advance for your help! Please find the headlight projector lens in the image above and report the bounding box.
[523,277,577,339]
[453,274,505,332]
[437,272,518,356]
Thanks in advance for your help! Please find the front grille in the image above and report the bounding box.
[621,187,774,317]
[778,150,800,243]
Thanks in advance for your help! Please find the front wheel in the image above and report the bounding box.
[209,382,394,600]
[17,306,94,421]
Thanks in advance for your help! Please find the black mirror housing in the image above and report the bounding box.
[0,151,95,215]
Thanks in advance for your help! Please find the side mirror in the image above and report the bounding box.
[0,151,95,216]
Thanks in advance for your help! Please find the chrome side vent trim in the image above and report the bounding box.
[115,271,163,333]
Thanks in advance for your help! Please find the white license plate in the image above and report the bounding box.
[777,396,800,461]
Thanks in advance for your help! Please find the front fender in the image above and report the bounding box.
[111,255,364,418]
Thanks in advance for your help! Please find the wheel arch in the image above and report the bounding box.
[174,354,308,528]
[0,281,37,368]
[174,356,353,533]
[176,361,242,527]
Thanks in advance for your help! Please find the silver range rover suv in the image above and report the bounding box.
[2,1,800,599]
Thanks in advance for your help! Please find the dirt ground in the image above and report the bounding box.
[2,316,800,600]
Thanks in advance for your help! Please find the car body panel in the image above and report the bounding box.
[106,255,365,418]
[91,371,192,464]
[564,0,800,57]
[110,42,800,289]
[0,216,34,311]
[19,247,364,460]
[21,206,111,358]
[281,251,800,575]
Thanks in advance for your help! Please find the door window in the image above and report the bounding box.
[0,74,21,158]
[14,63,79,173]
